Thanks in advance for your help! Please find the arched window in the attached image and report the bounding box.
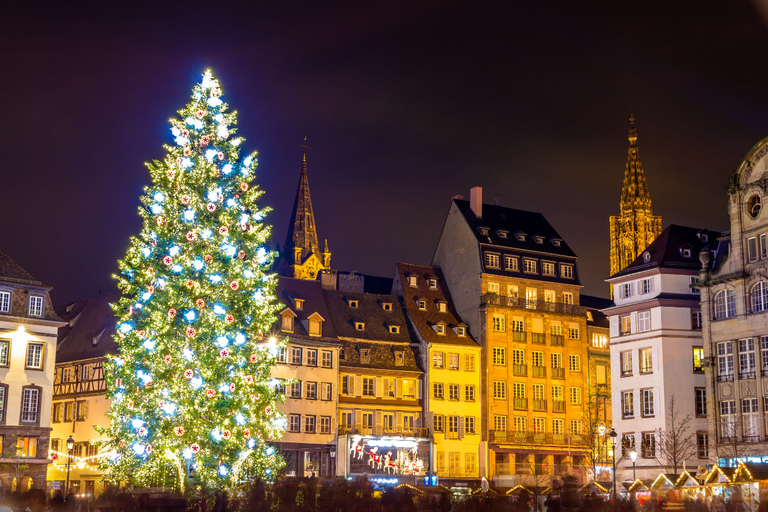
[714,290,736,320]
[753,282,768,313]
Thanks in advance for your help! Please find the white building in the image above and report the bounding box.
[605,225,718,483]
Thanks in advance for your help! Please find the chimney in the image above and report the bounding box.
[470,186,482,218]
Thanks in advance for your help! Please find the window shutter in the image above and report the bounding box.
[374,378,380,398]
[459,417,465,439]
[355,409,362,427]
[634,392,640,417]
[653,387,660,415]
[609,316,619,337]
[375,410,382,427]
[651,347,658,372]
[396,412,403,429]
[415,380,421,399]
[355,376,361,396]
[396,379,403,399]
[83,401,89,420]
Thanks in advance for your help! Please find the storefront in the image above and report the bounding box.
[340,434,430,478]
[275,442,336,477]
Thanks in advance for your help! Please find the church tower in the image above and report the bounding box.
[609,114,662,278]
[280,153,331,280]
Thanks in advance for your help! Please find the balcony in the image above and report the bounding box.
[532,365,546,378]
[514,397,528,410]
[490,430,578,446]
[482,294,587,316]
[532,333,546,345]
[717,373,734,382]
[551,367,565,379]
[740,371,756,380]
[550,335,565,347]
[338,424,430,438]
[553,400,566,413]
[512,331,527,343]
[513,364,527,376]
[533,399,547,411]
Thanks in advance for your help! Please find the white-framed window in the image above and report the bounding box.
[639,348,653,373]
[321,351,332,368]
[514,416,526,432]
[0,291,10,313]
[524,259,537,274]
[717,341,734,379]
[21,388,39,423]
[28,296,43,317]
[433,352,444,368]
[561,265,574,279]
[570,387,581,405]
[542,262,555,276]
[569,354,581,372]
[486,253,500,269]
[465,417,476,434]
[505,256,519,271]
[621,350,632,376]
[748,237,758,262]
[753,281,768,313]
[0,341,9,367]
[488,282,500,294]
[720,400,736,440]
[511,318,524,332]
[362,377,375,396]
[494,415,507,432]
[642,388,655,417]
[622,391,634,418]
[552,419,564,435]
[436,324,446,335]
[290,347,302,365]
[552,385,563,402]
[532,351,544,367]
[570,420,583,435]
[641,432,656,458]
[698,432,709,459]
[434,415,444,432]
[305,382,317,400]
[383,378,395,397]
[739,338,756,378]
[532,383,545,400]
[690,276,700,294]
[448,353,459,369]
[513,382,526,398]
[289,414,301,432]
[408,275,417,287]
[493,347,506,365]
[321,382,333,400]
[448,383,459,401]
[493,381,506,399]
[306,349,318,366]
[289,381,302,398]
[551,353,562,368]
[640,278,654,295]
[562,292,574,305]
[26,343,44,370]
[638,311,651,332]
[428,278,438,289]
[619,282,632,299]
[714,289,736,320]
[762,336,768,376]
[695,388,707,417]
[457,325,467,337]
[304,416,316,434]
[568,326,579,339]
[418,300,427,310]
[341,375,355,395]
[492,315,505,332]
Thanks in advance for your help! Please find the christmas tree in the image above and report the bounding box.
[101,70,286,494]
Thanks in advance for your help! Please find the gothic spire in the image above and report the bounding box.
[620,112,653,212]
[285,151,320,265]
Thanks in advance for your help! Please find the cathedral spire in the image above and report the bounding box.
[280,140,331,280]
[609,114,662,283]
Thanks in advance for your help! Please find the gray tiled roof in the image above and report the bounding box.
[55,293,120,363]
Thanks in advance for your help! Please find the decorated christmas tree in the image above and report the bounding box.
[100,70,286,494]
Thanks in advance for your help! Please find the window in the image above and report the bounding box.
[570,420,582,435]
[341,376,354,395]
[0,341,8,367]
[448,354,459,370]
[21,387,39,423]
[428,278,437,289]
[486,253,500,268]
[720,400,737,440]
[408,275,417,287]
[638,311,651,332]
[622,434,636,456]
[641,432,655,458]
[568,354,581,372]
[76,401,87,421]
[562,292,574,305]
[505,256,519,271]
[749,237,758,262]
[434,415,444,432]
[360,349,370,363]
[494,415,507,432]
[514,416,526,432]
[321,351,332,368]
[714,290,736,320]
[418,300,427,311]
[289,382,302,399]
[622,391,634,418]
[320,416,331,434]
[513,349,525,366]
[457,326,467,337]
[641,388,654,417]
[362,378,375,397]
[306,349,318,366]
[465,417,476,434]
[493,347,506,366]
[382,302,392,311]
[448,384,459,401]
[552,385,564,402]
[402,379,414,397]
[552,419,564,436]
[492,315,505,332]
[621,351,632,376]
[620,282,632,299]
[355,322,365,331]
[544,290,556,303]
[513,382,526,399]
[26,344,44,370]
[691,310,702,329]
[695,388,707,417]
[690,276,701,294]
[561,265,574,279]
[740,338,756,378]
[743,398,760,441]
[433,352,444,368]
[533,383,544,400]
[488,282,500,294]
[16,437,37,458]
[465,354,475,371]
[289,414,301,432]
[0,386,6,421]
[693,347,704,373]
[433,383,445,399]
[291,347,302,365]
[620,315,632,335]
[640,278,654,295]
[570,387,581,405]
[448,416,460,435]
[493,381,506,399]
[542,262,555,276]
[532,351,544,367]
[321,382,332,401]
[394,351,404,365]
[281,314,294,332]
[639,348,653,373]
[762,336,768,376]
[28,296,43,317]
[383,378,395,397]
[753,282,768,313]
[436,324,446,335]
[568,326,579,339]
[718,342,734,380]
[465,385,476,401]
[348,299,359,308]
[305,382,317,400]
[305,415,316,433]
[524,259,537,273]
[551,353,562,368]
[592,334,607,348]
[697,432,709,459]
[308,318,322,336]
[438,302,447,313]
[0,291,9,313]
[762,234,767,259]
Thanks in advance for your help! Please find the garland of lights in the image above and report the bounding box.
[98,70,286,494]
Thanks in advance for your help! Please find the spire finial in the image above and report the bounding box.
[301,136,308,164]
[628,112,637,146]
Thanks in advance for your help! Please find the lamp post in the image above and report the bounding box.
[609,428,617,502]
[65,435,74,499]
[630,450,637,481]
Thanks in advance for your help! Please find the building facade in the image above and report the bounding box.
[609,114,662,280]
[606,225,717,483]
[0,249,64,493]
[47,293,119,497]
[393,262,484,485]
[700,135,768,467]
[433,187,593,488]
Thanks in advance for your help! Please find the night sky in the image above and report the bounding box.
[3,1,768,305]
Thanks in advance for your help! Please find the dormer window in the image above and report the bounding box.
[348,299,359,308]
[408,275,417,287]
[360,348,370,363]
[280,309,297,333]
[437,301,447,313]
[497,229,509,239]
[382,302,393,311]
[478,227,490,236]
[534,236,544,244]
[699,233,709,242]
[643,252,651,262]
[418,300,427,311]
[551,238,562,247]
[394,351,404,366]
[294,298,304,310]
[435,323,446,335]
[28,296,44,317]
[389,325,400,334]
[428,278,438,289]
[355,322,365,331]
[457,325,467,337]
[308,312,324,337]
[516,232,526,242]
[681,246,693,258]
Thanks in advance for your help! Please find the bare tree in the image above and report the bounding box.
[656,395,697,473]
[575,400,611,483]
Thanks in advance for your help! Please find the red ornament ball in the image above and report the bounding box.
[181,195,190,204]
[238,250,246,259]
[183,147,191,156]
[156,216,165,226]
[182,129,190,137]
[201,135,210,145]
[204,254,213,263]
[191,443,201,453]
[174,426,185,436]
[219,348,230,358]
[243,428,251,438]
[240,183,249,192]
[205,389,216,398]
[145,444,152,454]
[196,110,205,119]
[219,226,229,236]
[146,266,155,274]
[186,231,196,242]
[184,369,194,379]
[249,354,258,364]
[225,314,235,325]
[245,376,254,385]
[186,279,195,289]
[138,330,146,338]
[207,203,216,212]
[186,327,196,338]
[166,170,175,180]
[195,298,205,308]
[217,152,225,161]
[164,354,172,364]
[163,256,173,266]
[229,383,236,392]
[222,430,232,440]
[138,427,148,437]
[147,286,155,294]
[264,406,273,415]
[230,280,239,291]
[168,308,177,318]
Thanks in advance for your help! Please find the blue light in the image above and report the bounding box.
[132,419,144,429]
[119,323,133,334]
[222,164,233,175]
[169,246,180,256]
[248,439,256,449]
[182,448,193,459]
[226,198,237,208]
[183,349,194,361]
[218,464,228,476]
[172,265,182,273]
[213,305,225,315]
[141,247,151,257]
[151,204,162,215]
[210,274,222,284]
[190,377,202,389]
[141,292,152,301]
[235,333,246,345]
[183,210,195,221]
[162,402,177,415]
[205,149,217,162]
[143,340,156,350]
[182,157,193,169]
[219,383,230,393]
[216,336,229,348]
[266,447,274,456]
[137,370,152,385]
[207,97,223,108]
[185,311,196,321]
[133,303,143,310]
[192,260,204,271]
[133,444,146,455]
[201,228,212,239]
[215,114,224,124]
[235,413,245,425]
[211,429,222,441]
[244,156,253,167]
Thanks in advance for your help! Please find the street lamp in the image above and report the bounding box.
[630,450,637,481]
[65,435,74,498]
[609,428,617,501]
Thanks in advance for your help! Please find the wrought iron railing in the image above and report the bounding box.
[337,424,430,438]
[482,294,586,316]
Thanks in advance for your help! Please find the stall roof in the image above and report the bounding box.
[579,482,609,494]
[675,470,702,488]
[703,466,735,485]
[506,485,534,495]
[623,479,651,492]
[733,462,768,482]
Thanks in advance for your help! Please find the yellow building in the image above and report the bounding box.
[433,187,594,488]
[47,293,119,498]
[393,262,484,486]
[609,114,662,279]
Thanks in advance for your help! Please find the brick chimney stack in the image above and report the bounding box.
[470,186,482,218]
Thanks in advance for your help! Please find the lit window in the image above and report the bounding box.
[436,324,446,335]
[640,348,653,373]
[542,262,555,276]
[570,387,581,405]
[355,322,365,331]
[28,296,43,317]
[382,302,392,311]
[505,256,519,271]
[621,351,632,376]
[568,354,581,372]
[26,344,44,370]
[448,354,459,369]
[464,354,475,371]
[692,347,704,373]
[428,278,437,289]
[523,259,537,273]
[562,292,574,305]
[408,276,417,287]
[360,348,370,363]
[493,381,506,399]
[16,437,37,457]
[492,315,505,332]
[348,300,359,308]
[622,391,634,418]
[308,319,322,336]
[620,315,632,335]
[561,265,573,279]
[642,433,656,458]
[486,253,500,269]
[294,298,304,310]
[438,302,447,313]
[493,347,506,366]
[457,326,466,337]
[494,415,506,432]
[418,300,427,310]
[389,325,400,334]
[433,352,444,368]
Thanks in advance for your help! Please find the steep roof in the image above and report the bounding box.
[277,277,339,341]
[284,156,321,263]
[394,262,478,347]
[337,338,421,372]
[0,248,43,285]
[610,224,721,279]
[55,292,120,363]
[619,114,654,213]
[581,294,612,328]
[453,199,577,257]
[323,289,414,344]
